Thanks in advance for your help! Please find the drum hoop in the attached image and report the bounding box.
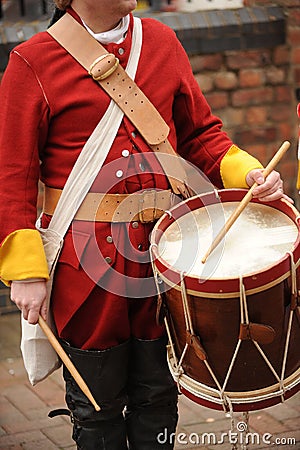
[151,191,300,297]
[167,349,300,405]
[156,260,300,298]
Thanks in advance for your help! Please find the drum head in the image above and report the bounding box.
[157,201,298,280]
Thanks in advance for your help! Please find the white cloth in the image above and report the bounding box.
[82,14,130,44]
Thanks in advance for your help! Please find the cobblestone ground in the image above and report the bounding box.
[0,313,299,449]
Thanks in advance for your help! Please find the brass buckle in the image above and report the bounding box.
[89,53,119,81]
[138,190,157,223]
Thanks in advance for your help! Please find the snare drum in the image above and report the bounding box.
[150,189,300,412]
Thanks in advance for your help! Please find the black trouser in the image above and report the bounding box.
[61,336,178,450]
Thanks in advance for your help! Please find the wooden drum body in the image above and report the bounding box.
[150,189,300,412]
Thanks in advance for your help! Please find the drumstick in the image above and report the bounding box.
[38,315,101,412]
[201,140,291,263]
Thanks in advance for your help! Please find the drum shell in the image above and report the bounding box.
[151,189,300,410]
[164,282,300,392]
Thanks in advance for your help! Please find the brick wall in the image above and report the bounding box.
[190,0,300,203]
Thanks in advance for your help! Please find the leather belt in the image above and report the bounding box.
[43,186,175,223]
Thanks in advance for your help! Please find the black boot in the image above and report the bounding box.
[60,339,129,450]
[125,336,178,449]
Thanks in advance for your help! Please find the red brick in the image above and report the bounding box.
[42,423,73,448]
[21,439,60,450]
[204,92,229,110]
[242,143,269,163]
[235,127,277,146]
[287,27,300,47]
[277,122,295,142]
[232,87,274,107]
[281,158,298,179]
[294,67,300,83]
[28,376,65,408]
[245,106,268,125]
[269,104,292,123]
[194,73,213,93]
[287,8,300,26]
[2,416,65,434]
[239,69,266,88]
[291,47,300,65]
[274,86,293,103]
[281,0,300,6]
[2,385,46,417]
[0,396,26,427]
[214,72,238,90]
[266,67,286,85]
[249,411,287,435]
[219,107,244,128]
[226,50,271,70]
[0,430,49,447]
[273,46,290,66]
[190,54,223,73]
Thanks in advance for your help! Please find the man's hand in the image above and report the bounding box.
[10,280,47,324]
[246,169,293,203]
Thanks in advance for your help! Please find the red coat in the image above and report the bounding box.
[0,10,261,340]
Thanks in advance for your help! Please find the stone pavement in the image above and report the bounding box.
[0,312,299,450]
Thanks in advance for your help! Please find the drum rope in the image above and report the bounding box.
[219,279,247,396]
[213,188,220,200]
[279,252,297,400]
[180,274,226,401]
[221,340,242,395]
[178,275,193,375]
[180,274,195,335]
[164,316,185,385]
[150,244,184,384]
[228,399,239,450]
[239,277,287,400]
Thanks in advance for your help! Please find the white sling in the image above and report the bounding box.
[21,17,143,385]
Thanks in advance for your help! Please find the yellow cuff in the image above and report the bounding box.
[220,145,263,189]
[0,229,50,286]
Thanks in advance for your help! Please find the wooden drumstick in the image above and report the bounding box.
[38,315,101,412]
[201,140,291,264]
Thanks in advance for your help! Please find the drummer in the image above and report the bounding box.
[0,0,293,448]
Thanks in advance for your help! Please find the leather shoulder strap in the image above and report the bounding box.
[48,13,169,146]
[47,13,189,196]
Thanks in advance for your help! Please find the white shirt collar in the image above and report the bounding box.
[82,15,130,44]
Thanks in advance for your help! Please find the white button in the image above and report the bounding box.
[131,131,137,138]
[139,162,145,172]
[118,48,125,55]
[105,256,112,264]
[122,149,130,157]
[116,170,123,178]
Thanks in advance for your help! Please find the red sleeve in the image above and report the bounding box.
[0,50,49,242]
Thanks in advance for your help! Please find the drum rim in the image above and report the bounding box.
[167,348,300,407]
[151,189,300,296]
